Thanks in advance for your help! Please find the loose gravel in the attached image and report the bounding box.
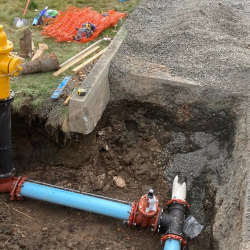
[119,0,250,95]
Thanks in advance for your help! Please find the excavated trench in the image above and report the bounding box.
[1,94,245,250]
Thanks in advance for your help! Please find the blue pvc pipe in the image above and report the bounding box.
[20,181,131,220]
[164,239,181,250]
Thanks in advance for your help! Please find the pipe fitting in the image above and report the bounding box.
[164,202,187,236]
[0,175,26,200]
[0,176,17,193]
[159,176,189,250]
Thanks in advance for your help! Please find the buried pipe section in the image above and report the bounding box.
[19,180,131,220]
[164,239,181,250]
[0,93,15,179]
[0,24,202,249]
[2,175,193,250]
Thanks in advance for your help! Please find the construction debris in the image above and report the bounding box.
[72,47,107,73]
[113,176,126,188]
[42,7,126,43]
[21,53,59,75]
[31,43,48,61]
[10,53,25,62]
[53,46,100,76]
[19,30,32,58]
[64,89,76,105]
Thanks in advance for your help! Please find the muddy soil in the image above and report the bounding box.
[0,101,233,250]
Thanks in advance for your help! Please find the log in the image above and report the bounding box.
[19,30,32,58]
[21,53,60,75]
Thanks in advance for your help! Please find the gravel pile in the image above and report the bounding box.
[118,0,250,94]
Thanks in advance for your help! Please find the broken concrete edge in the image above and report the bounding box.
[242,171,250,250]
[109,69,241,109]
[242,109,250,250]
[68,26,128,134]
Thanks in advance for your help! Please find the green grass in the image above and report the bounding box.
[1,0,141,112]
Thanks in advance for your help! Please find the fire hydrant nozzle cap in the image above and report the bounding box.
[9,57,22,76]
[0,25,3,32]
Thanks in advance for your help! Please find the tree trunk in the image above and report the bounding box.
[19,30,32,58]
[21,53,60,75]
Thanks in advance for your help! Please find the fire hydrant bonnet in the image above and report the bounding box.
[0,25,13,53]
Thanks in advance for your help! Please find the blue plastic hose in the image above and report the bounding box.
[164,239,181,250]
[20,181,131,220]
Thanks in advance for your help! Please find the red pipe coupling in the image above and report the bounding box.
[0,175,26,200]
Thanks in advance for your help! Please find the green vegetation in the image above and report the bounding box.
[1,0,140,112]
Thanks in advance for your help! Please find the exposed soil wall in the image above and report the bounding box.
[1,1,250,249]
[1,92,244,249]
[212,100,250,250]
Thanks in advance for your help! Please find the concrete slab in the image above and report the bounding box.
[69,27,127,134]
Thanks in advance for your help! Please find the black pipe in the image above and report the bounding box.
[159,202,187,237]
[0,92,15,178]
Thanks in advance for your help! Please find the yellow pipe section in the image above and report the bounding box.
[0,24,22,99]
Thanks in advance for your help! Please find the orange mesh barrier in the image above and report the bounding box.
[42,6,127,43]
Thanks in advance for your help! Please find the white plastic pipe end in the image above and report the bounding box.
[171,175,187,201]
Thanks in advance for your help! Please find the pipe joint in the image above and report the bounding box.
[161,234,187,250]
[165,202,188,236]
[0,175,26,200]
[166,199,190,211]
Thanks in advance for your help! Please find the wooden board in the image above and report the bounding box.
[31,43,48,61]
[59,39,102,68]
[72,48,107,73]
[10,53,25,62]
[53,46,100,77]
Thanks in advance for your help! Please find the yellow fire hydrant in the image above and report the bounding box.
[0,24,22,100]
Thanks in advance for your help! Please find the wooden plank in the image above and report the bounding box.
[60,39,102,67]
[10,53,25,62]
[31,44,48,61]
[53,46,100,76]
[72,48,107,73]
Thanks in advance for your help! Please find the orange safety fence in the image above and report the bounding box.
[42,6,127,43]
